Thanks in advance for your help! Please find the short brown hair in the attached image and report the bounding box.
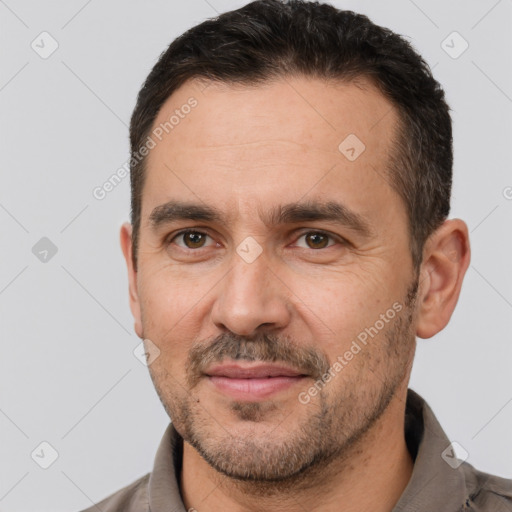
[129,0,452,272]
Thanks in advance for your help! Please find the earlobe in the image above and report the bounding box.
[120,222,144,338]
[415,219,471,339]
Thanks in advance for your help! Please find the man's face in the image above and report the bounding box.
[126,76,419,481]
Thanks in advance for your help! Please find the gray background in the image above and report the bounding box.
[0,0,511,510]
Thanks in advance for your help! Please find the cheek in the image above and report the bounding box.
[297,267,399,356]
[139,265,197,324]
[138,275,202,367]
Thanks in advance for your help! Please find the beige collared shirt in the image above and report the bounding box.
[80,389,512,511]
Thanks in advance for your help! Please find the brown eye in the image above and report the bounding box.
[184,232,206,248]
[171,230,212,249]
[304,232,330,249]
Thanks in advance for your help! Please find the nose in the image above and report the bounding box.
[210,249,291,336]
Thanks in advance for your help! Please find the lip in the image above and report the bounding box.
[205,362,306,379]
[204,363,307,401]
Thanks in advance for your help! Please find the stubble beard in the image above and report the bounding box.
[147,278,418,491]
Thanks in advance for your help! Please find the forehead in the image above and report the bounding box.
[141,76,401,230]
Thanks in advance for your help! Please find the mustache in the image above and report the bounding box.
[186,332,331,389]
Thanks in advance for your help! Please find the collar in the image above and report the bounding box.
[393,389,468,511]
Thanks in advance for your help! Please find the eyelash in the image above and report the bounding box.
[166,228,346,251]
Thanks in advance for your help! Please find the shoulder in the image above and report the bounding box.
[462,462,512,510]
[78,473,150,512]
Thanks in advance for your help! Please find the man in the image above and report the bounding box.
[83,1,512,511]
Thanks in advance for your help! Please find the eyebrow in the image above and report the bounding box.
[148,199,374,238]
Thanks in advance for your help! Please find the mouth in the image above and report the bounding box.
[204,362,308,401]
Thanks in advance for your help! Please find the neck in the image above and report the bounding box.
[180,390,413,512]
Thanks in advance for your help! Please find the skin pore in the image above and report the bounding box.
[120,75,470,512]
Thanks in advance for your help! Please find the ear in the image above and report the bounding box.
[120,222,143,338]
[415,219,471,339]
